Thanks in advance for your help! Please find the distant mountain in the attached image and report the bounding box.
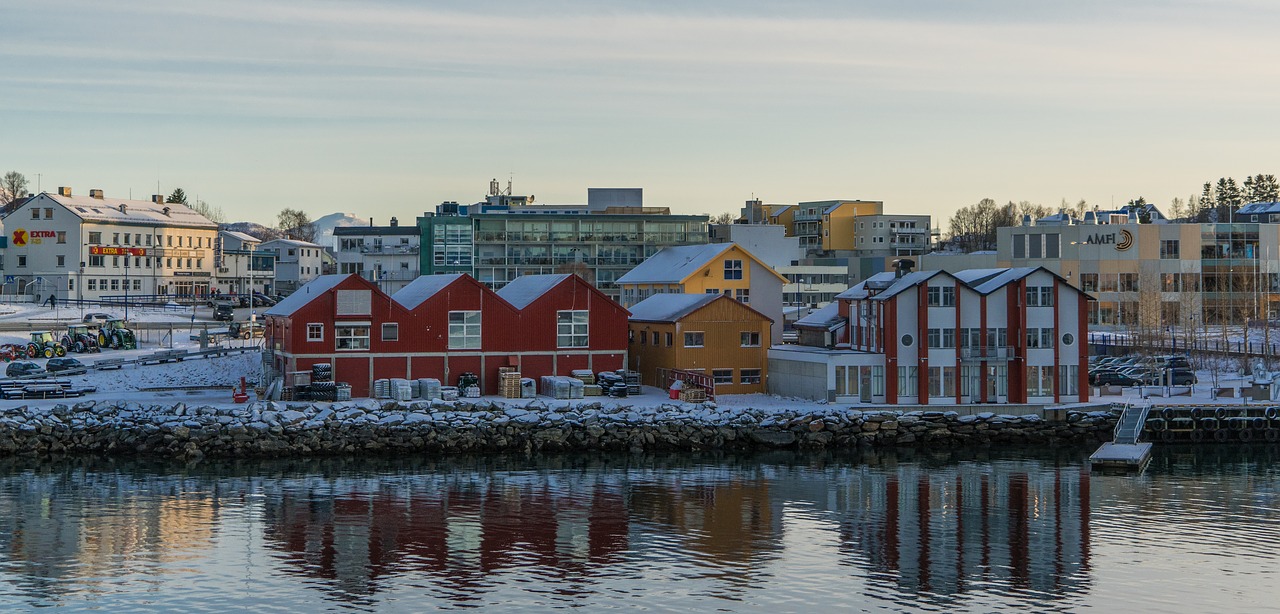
[221,213,371,247]
[313,212,369,248]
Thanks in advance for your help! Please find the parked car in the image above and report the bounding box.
[83,312,112,324]
[45,357,86,375]
[6,361,44,378]
[1092,370,1141,387]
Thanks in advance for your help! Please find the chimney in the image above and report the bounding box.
[152,195,165,204]
[893,258,915,278]
[89,189,104,199]
[58,187,72,197]
[390,217,398,227]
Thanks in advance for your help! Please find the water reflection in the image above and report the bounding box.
[0,448,1275,611]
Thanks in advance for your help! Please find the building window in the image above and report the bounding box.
[44,208,52,219]
[31,209,39,219]
[1027,365,1054,396]
[735,288,750,303]
[88,279,96,291]
[88,255,103,267]
[740,331,760,347]
[684,332,705,347]
[16,256,25,267]
[713,369,734,385]
[1160,240,1180,259]
[739,369,762,385]
[1080,273,1098,292]
[88,232,101,244]
[556,310,589,348]
[110,279,119,291]
[307,324,323,341]
[133,279,141,291]
[1062,333,1074,345]
[382,323,399,342]
[652,331,660,345]
[335,290,371,315]
[901,334,913,347]
[705,288,718,295]
[665,332,673,346]
[335,325,370,351]
[448,311,481,349]
[724,260,743,280]
[56,255,65,267]
[1026,286,1055,307]
[56,231,66,244]
[928,328,941,347]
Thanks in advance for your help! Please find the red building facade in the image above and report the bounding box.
[263,273,629,397]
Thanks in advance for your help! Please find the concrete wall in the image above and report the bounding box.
[768,355,830,400]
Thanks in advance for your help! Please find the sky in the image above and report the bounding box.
[6,0,1280,227]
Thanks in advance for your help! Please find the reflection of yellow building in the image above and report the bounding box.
[79,497,217,572]
[631,479,776,564]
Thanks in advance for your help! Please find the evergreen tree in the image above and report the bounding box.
[166,188,188,204]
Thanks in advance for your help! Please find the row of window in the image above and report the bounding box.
[1025,286,1055,307]
[305,310,589,350]
[85,255,203,270]
[894,364,1079,398]
[903,328,1010,348]
[86,231,212,249]
[711,368,761,385]
[704,288,750,303]
[635,330,760,348]
[86,278,142,292]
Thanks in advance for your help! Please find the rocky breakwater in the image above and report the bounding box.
[0,399,1119,459]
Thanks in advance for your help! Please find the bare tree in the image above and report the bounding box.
[710,211,737,225]
[277,208,317,243]
[189,199,225,223]
[1,171,29,205]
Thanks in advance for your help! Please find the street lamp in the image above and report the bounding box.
[124,255,130,321]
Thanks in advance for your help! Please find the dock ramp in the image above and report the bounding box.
[1089,403,1153,471]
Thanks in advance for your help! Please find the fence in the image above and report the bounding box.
[1089,332,1280,360]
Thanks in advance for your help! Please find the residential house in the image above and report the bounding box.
[616,243,787,345]
[627,293,772,394]
[260,238,325,295]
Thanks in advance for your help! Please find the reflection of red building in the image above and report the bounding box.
[264,273,629,396]
[835,464,1091,597]
[261,481,630,598]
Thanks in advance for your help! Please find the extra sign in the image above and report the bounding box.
[10,229,56,247]
[89,246,148,256]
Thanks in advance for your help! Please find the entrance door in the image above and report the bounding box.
[860,367,872,403]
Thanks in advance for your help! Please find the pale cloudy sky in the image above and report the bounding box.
[5,1,1280,226]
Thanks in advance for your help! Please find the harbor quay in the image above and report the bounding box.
[0,398,1121,459]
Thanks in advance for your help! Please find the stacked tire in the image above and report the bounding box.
[312,363,333,383]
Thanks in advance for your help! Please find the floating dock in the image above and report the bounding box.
[1089,442,1153,470]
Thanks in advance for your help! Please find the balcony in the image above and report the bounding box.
[360,245,420,255]
[959,346,1014,362]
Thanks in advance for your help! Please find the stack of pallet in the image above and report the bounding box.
[500,370,523,398]
[681,388,707,404]
[571,369,595,385]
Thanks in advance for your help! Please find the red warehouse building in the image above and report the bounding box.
[494,274,631,380]
[263,273,630,397]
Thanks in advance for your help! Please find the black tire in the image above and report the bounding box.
[1240,429,1254,443]
[1267,429,1280,442]
[1161,429,1176,442]
[1214,429,1229,443]
[1268,407,1280,420]
[1191,430,1205,443]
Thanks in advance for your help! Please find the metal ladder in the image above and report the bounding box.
[1112,403,1150,445]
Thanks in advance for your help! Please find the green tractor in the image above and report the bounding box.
[61,324,102,354]
[97,319,137,350]
[27,331,67,359]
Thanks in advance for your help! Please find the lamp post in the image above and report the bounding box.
[78,262,85,319]
[124,255,130,321]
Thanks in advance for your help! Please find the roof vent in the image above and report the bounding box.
[390,217,398,227]
[89,189,104,199]
[162,206,171,217]
[58,187,72,197]
[118,203,127,214]
[152,194,165,204]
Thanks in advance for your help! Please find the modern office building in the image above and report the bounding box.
[997,208,1280,330]
[332,217,421,293]
[2,187,219,302]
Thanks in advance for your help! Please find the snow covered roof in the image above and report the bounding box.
[1237,202,1280,215]
[627,293,719,322]
[495,274,570,309]
[794,302,841,329]
[391,274,464,310]
[39,192,217,229]
[953,267,1041,294]
[835,272,896,300]
[220,230,260,244]
[615,244,732,284]
[868,270,948,301]
[260,238,322,249]
[264,275,350,317]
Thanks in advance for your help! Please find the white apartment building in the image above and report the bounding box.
[259,238,325,294]
[215,230,276,297]
[769,264,1091,405]
[3,188,219,302]
[332,217,421,294]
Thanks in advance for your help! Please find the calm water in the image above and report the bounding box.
[0,447,1278,612]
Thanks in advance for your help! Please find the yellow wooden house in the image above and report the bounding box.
[627,293,773,395]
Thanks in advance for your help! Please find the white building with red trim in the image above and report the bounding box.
[768,265,1091,405]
